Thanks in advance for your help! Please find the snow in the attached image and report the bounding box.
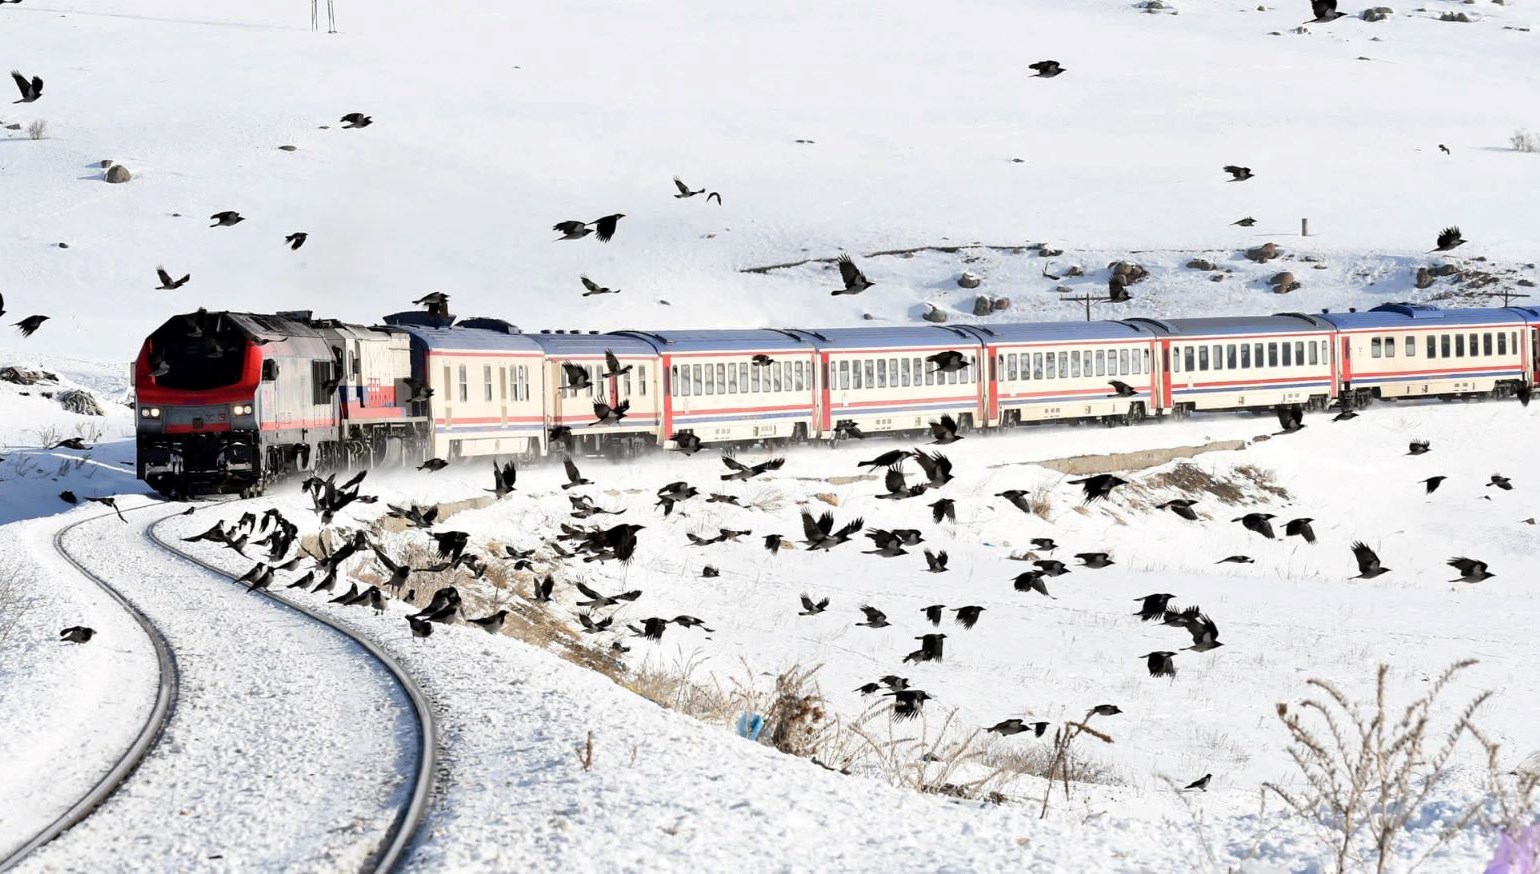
[11,509,417,872]
[3,0,1540,868]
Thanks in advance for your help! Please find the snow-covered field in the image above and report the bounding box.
[3,0,1540,869]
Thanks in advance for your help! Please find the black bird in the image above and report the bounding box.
[1285,517,1316,544]
[706,192,721,205]
[903,633,946,664]
[418,458,449,472]
[1184,774,1212,792]
[953,605,984,629]
[1438,144,1450,155]
[860,449,909,470]
[673,177,704,198]
[488,459,518,498]
[87,496,127,522]
[798,594,829,616]
[573,582,642,610]
[592,399,630,425]
[801,510,864,551]
[863,528,909,558]
[707,492,740,505]
[1090,705,1123,717]
[464,608,507,634]
[1488,474,1513,491]
[562,456,590,489]
[407,615,433,641]
[701,565,719,578]
[580,275,620,297]
[1308,0,1348,21]
[340,112,373,128]
[1076,552,1114,569]
[1166,609,1223,652]
[923,604,945,626]
[671,431,705,455]
[763,534,784,554]
[1035,559,1069,577]
[1232,217,1257,227]
[1275,405,1305,435]
[721,455,784,481]
[1235,512,1277,539]
[927,351,969,374]
[1068,473,1126,504]
[1013,571,1052,597]
[996,489,1034,514]
[1157,498,1199,521]
[10,70,41,103]
[1216,555,1254,564]
[989,719,1051,738]
[577,613,613,634]
[602,350,632,378]
[1108,380,1137,398]
[1143,651,1177,678]
[1223,165,1253,182]
[877,465,927,500]
[1421,476,1447,494]
[655,481,699,516]
[590,213,625,243]
[285,232,308,250]
[209,211,244,227]
[561,362,594,394]
[60,626,95,643]
[928,414,963,445]
[856,605,891,628]
[1031,537,1058,553]
[1028,60,1065,78]
[1351,541,1390,578]
[929,498,956,525]
[155,267,190,290]
[888,689,932,721]
[1432,226,1466,253]
[632,617,671,641]
[835,421,867,439]
[751,354,773,367]
[1135,593,1176,622]
[553,219,592,240]
[532,575,556,603]
[831,255,874,295]
[236,562,272,591]
[1332,408,1359,422]
[14,315,49,337]
[672,615,714,632]
[1408,440,1431,456]
[1447,556,1494,583]
[912,450,955,488]
[924,548,948,573]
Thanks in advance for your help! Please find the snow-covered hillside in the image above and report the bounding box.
[2,0,1539,362]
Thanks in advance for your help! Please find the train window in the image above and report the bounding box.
[1046,353,1057,380]
[751,364,762,392]
[1499,333,1508,355]
[263,360,280,382]
[1294,342,1304,364]
[837,360,848,390]
[1469,333,1479,356]
[1069,352,1081,379]
[499,367,508,401]
[1090,349,1101,376]
[716,363,726,394]
[1143,350,1151,372]
[1198,346,1209,371]
[1281,343,1292,367]
[1265,343,1277,367]
[849,360,861,390]
[864,360,874,388]
[351,355,360,377]
[1483,333,1493,356]
[726,363,737,394]
[1403,337,1413,358]
[1056,352,1066,381]
[740,363,749,392]
[458,365,468,403]
[484,366,494,401]
[1429,335,1438,358]
[1171,347,1181,373]
[704,365,716,395]
[1119,349,1130,375]
[795,362,806,391]
[1307,343,1317,366]
[1223,344,1234,370]
[1182,346,1194,372]
[773,363,784,392]
[691,363,703,395]
[875,359,887,388]
[1382,338,1394,359]
[889,358,898,386]
[442,366,451,400]
[312,360,333,405]
[673,365,683,396]
[1132,348,1142,375]
[1513,332,1520,356]
[899,357,909,386]
[520,365,531,401]
[1235,345,1246,368]
[1455,335,1466,357]
[1027,353,1038,380]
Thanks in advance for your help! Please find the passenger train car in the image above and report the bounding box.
[134,303,1540,496]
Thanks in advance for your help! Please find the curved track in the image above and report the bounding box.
[4,503,435,873]
[0,507,180,873]
[144,514,436,873]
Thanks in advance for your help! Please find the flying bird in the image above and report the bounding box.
[601,350,632,378]
[285,232,308,250]
[1284,517,1317,544]
[591,213,625,243]
[1275,405,1305,435]
[929,497,956,524]
[832,254,874,295]
[1447,556,1494,583]
[339,112,373,128]
[1013,571,1052,597]
[912,450,954,488]
[1134,593,1175,622]
[1432,226,1466,252]
[553,220,592,240]
[1421,476,1446,495]
[927,351,969,374]
[798,594,829,615]
[924,548,949,573]
[1108,380,1137,398]
[1488,475,1513,491]
[10,70,41,103]
[14,315,48,337]
[1157,498,1199,521]
[1143,651,1177,678]
[155,267,190,290]
[418,458,449,472]
[1308,0,1348,21]
[928,414,964,445]
[580,275,620,296]
[1223,165,1253,182]
[209,211,244,227]
[1351,541,1391,579]
[1235,512,1277,539]
[1232,217,1257,227]
[673,177,704,198]
[1408,440,1431,456]
[1165,608,1223,652]
[859,449,909,470]
[1028,60,1065,78]
[591,399,630,425]
[1438,144,1450,155]
[856,605,891,628]
[1076,552,1114,569]
[1068,473,1127,504]
[988,719,1050,737]
[721,455,784,481]
[953,605,984,629]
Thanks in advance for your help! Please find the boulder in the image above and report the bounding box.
[1109,261,1149,284]
[972,295,995,317]
[1432,263,1460,277]
[56,389,104,417]
[922,304,949,323]
[992,297,1011,312]
[1064,265,1084,277]
[0,366,55,386]
[1186,258,1215,270]
[1415,267,1434,289]
[1439,10,1471,20]
[104,164,132,184]
[1270,271,1301,294]
[957,271,982,289]
[1245,242,1280,263]
[99,159,114,168]
[1361,6,1393,20]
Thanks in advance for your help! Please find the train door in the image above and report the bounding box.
[818,352,832,435]
[1531,327,1540,383]
[1158,340,1172,412]
[1339,336,1353,385]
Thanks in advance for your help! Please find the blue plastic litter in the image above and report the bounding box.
[736,713,765,741]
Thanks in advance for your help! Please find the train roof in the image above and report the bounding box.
[952,320,1156,344]
[611,328,815,352]
[1316,303,1530,330]
[390,321,545,354]
[222,311,325,339]
[788,324,986,350]
[1130,313,1333,337]
[523,331,657,357]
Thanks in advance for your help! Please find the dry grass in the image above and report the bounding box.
[1140,461,1289,506]
[26,119,47,140]
[1512,129,1539,153]
[1264,660,1494,873]
[983,740,1126,788]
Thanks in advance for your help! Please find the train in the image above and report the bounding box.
[133,302,1540,496]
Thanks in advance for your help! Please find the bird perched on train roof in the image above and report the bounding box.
[831,255,874,295]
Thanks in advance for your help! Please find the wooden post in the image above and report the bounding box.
[1301,218,1309,237]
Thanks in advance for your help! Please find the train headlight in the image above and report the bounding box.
[232,404,253,416]
[140,407,161,419]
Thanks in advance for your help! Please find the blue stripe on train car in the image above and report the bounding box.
[1172,380,1332,394]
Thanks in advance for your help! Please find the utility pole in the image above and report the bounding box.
[1060,294,1103,322]
[311,0,337,33]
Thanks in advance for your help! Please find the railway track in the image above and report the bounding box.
[2,502,435,873]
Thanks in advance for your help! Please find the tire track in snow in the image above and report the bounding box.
[14,507,431,873]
